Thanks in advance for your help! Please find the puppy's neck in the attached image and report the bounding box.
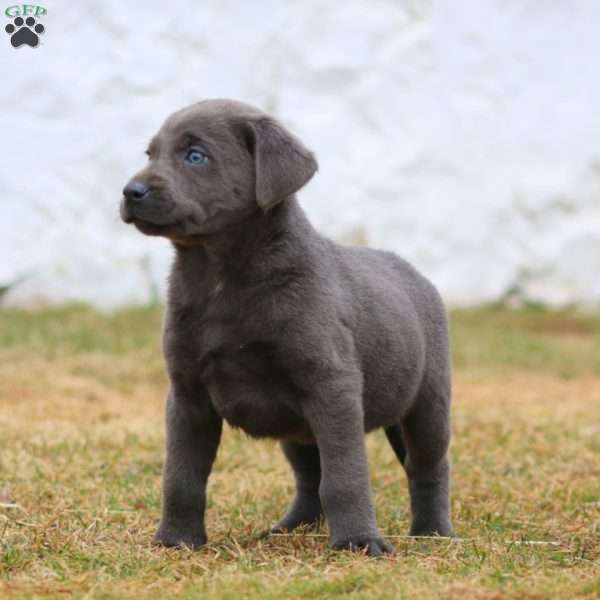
[171,196,316,280]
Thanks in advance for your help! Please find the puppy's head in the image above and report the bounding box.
[120,99,318,241]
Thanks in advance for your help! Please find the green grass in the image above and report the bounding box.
[0,303,162,355]
[1,304,599,599]
[451,305,600,378]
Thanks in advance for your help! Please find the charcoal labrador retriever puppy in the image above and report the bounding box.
[120,99,453,556]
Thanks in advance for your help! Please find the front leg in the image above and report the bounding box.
[303,374,394,557]
[154,387,222,549]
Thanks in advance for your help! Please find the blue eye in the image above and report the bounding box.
[185,148,209,166]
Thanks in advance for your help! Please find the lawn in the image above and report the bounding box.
[0,304,599,599]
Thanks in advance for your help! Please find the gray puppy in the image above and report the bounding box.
[120,99,453,556]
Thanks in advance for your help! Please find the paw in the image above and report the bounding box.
[409,520,454,537]
[271,514,322,533]
[153,527,207,550]
[332,535,395,557]
[271,497,322,533]
[5,16,45,48]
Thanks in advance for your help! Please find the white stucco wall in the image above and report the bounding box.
[1,0,599,307]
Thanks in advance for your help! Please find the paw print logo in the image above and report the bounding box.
[5,16,45,48]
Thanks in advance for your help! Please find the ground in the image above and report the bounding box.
[0,304,599,599]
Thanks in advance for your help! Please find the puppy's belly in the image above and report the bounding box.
[202,353,307,439]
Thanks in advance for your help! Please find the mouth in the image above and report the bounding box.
[120,200,135,224]
[120,198,177,234]
[132,218,173,235]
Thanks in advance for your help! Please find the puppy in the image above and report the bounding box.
[120,99,453,556]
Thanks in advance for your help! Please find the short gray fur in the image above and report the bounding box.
[120,99,453,556]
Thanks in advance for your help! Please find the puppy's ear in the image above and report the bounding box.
[248,117,318,211]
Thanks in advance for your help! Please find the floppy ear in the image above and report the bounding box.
[249,117,318,211]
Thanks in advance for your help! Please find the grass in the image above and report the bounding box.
[0,304,599,599]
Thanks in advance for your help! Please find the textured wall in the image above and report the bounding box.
[2,0,600,307]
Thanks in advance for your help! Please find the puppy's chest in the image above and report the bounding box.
[192,290,259,366]
[174,293,304,439]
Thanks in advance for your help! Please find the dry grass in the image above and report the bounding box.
[1,304,599,599]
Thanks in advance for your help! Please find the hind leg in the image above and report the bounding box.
[385,423,407,465]
[400,383,453,537]
[272,441,322,533]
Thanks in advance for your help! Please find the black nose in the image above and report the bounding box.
[123,181,150,201]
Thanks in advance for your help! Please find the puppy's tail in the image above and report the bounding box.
[385,424,407,466]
